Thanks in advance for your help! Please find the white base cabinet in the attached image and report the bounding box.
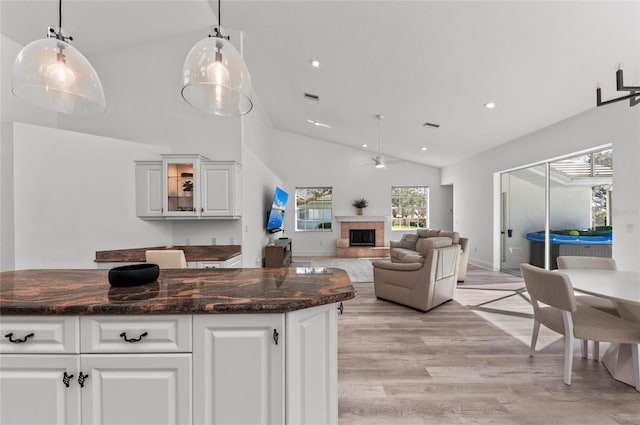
[1,304,339,425]
[0,355,81,425]
[81,354,191,425]
[194,314,285,425]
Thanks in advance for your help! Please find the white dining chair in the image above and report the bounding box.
[520,263,640,391]
[145,250,187,269]
[557,256,618,360]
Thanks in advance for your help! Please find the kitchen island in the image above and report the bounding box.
[0,267,355,425]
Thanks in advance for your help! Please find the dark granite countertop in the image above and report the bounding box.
[95,245,241,263]
[0,268,355,315]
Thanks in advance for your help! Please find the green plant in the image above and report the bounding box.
[352,198,368,208]
[182,180,193,191]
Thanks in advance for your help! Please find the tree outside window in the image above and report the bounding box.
[391,186,429,230]
[295,187,333,231]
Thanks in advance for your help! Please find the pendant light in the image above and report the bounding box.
[181,0,253,116]
[374,114,385,169]
[11,0,106,115]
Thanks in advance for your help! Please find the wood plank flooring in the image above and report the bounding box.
[338,265,640,424]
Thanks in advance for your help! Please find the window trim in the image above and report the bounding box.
[295,186,333,232]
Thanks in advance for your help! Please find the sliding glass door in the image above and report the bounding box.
[500,148,613,276]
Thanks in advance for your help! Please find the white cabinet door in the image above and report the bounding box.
[200,162,241,218]
[80,354,191,425]
[193,314,284,425]
[286,304,338,425]
[0,355,81,425]
[135,161,164,218]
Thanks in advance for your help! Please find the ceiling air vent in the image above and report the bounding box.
[304,93,320,101]
[423,122,440,128]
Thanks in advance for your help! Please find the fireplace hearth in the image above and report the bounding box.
[350,229,375,247]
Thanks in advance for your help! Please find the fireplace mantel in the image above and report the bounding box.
[335,216,389,222]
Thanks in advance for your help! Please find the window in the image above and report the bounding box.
[295,187,333,231]
[391,186,429,230]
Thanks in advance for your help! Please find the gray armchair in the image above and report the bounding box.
[372,237,461,312]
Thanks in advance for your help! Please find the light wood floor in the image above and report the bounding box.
[338,265,640,425]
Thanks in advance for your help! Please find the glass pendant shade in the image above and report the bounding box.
[181,34,253,116]
[12,37,106,115]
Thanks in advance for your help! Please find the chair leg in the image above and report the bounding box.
[632,344,639,392]
[563,335,574,386]
[593,341,600,362]
[581,340,588,359]
[530,320,540,357]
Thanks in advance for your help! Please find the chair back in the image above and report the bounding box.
[520,263,576,312]
[145,250,187,269]
[557,256,617,270]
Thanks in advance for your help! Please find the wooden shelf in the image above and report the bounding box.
[264,239,292,268]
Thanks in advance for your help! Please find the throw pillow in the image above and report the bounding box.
[399,234,418,250]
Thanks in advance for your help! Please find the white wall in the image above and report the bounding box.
[443,102,640,271]
[269,129,451,256]
[1,34,59,271]
[241,101,282,267]
[12,123,173,269]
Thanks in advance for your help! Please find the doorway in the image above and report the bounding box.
[500,148,613,276]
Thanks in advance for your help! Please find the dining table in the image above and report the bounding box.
[561,269,640,388]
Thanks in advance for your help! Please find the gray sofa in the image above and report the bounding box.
[390,229,469,282]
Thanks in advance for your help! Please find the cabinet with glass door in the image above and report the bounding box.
[162,154,206,217]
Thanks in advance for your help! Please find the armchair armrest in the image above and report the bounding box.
[390,241,403,249]
[372,261,423,272]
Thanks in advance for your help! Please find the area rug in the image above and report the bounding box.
[295,257,384,282]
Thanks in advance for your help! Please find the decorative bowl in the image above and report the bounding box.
[108,264,160,287]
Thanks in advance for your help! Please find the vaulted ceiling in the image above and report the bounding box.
[2,1,639,167]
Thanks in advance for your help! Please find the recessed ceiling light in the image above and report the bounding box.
[484,102,496,109]
[362,144,368,148]
[310,59,320,68]
[421,147,428,151]
[306,119,330,128]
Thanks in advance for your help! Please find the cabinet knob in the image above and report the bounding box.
[4,332,35,344]
[78,372,89,388]
[119,331,148,343]
[62,371,74,388]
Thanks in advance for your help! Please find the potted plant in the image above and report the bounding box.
[352,198,368,215]
[182,180,193,197]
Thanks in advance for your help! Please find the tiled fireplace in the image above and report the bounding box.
[335,216,390,258]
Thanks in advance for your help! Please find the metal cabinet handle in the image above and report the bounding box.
[119,331,148,343]
[78,372,89,388]
[4,332,35,344]
[338,302,344,315]
[273,329,279,345]
[62,371,74,388]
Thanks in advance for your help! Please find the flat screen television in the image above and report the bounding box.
[266,187,289,233]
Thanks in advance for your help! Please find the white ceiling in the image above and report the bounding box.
[2,1,639,168]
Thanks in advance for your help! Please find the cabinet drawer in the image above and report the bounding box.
[0,316,79,354]
[81,315,191,353]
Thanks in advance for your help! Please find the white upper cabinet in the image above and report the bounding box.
[134,161,164,218]
[135,155,242,220]
[200,162,242,218]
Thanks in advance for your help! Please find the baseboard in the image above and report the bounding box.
[468,258,497,271]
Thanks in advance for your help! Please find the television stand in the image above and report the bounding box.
[264,238,292,268]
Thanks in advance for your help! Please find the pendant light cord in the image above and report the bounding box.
[218,0,221,28]
[58,0,62,31]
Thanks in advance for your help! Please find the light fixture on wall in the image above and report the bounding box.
[596,65,639,107]
[11,0,105,115]
[181,0,253,116]
[373,114,385,169]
